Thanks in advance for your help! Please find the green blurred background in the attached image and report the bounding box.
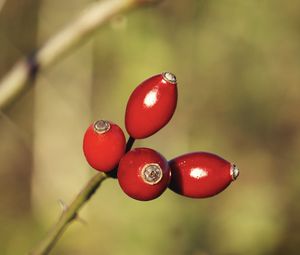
[1,0,300,254]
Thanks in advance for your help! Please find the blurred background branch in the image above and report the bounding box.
[0,0,6,14]
[0,0,159,109]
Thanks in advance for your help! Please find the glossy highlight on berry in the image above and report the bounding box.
[169,152,239,198]
[125,72,178,139]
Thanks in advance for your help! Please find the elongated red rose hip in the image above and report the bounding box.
[169,152,239,198]
[117,148,171,201]
[125,72,178,139]
[83,120,126,172]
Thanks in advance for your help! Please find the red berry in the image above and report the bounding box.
[169,152,239,198]
[117,148,171,201]
[83,120,126,172]
[125,72,178,139]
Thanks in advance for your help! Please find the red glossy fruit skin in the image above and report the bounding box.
[83,122,126,172]
[169,152,235,198]
[117,148,171,201]
[125,73,177,139]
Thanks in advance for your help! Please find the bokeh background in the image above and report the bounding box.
[1,0,300,254]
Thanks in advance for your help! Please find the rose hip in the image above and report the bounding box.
[125,72,178,139]
[83,120,126,172]
[169,152,239,198]
[117,148,171,201]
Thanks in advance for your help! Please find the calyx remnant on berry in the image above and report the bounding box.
[141,163,163,185]
[163,72,177,84]
[230,164,239,180]
[93,120,110,134]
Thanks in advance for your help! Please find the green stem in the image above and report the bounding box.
[29,172,107,255]
[29,137,136,255]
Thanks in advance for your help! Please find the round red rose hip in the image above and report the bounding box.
[117,147,171,201]
[83,120,126,172]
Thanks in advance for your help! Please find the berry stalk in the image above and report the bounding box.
[106,136,136,178]
[126,136,136,152]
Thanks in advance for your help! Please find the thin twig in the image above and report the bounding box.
[29,137,135,255]
[0,0,159,109]
[28,173,108,255]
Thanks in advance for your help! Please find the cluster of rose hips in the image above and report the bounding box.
[83,72,239,201]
